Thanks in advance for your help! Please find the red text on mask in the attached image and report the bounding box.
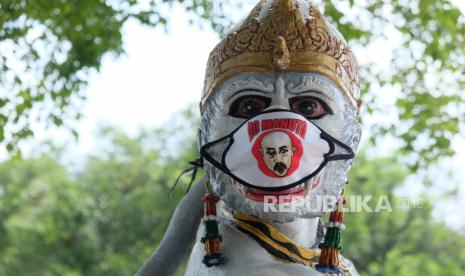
[247,118,307,141]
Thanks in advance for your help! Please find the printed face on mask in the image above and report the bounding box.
[260,132,296,176]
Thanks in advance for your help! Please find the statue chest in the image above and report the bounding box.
[185,222,324,276]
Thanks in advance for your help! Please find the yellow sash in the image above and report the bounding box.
[220,210,354,275]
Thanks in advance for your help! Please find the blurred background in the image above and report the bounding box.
[1,0,465,275]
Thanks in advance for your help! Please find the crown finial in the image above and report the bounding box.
[273,36,291,70]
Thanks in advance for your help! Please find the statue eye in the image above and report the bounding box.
[229,95,271,118]
[289,96,332,119]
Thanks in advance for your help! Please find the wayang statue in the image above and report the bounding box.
[138,0,362,275]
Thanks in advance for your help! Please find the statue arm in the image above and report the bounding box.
[136,177,207,276]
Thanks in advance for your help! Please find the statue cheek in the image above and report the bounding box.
[312,107,346,139]
[209,116,244,140]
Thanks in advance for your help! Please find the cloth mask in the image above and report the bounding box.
[201,109,354,191]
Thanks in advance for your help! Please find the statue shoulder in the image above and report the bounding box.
[339,255,360,276]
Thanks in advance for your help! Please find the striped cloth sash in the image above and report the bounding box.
[219,209,354,275]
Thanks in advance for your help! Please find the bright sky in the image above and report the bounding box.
[15,1,465,229]
[75,8,219,152]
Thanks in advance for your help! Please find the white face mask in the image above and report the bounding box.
[201,109,354,191]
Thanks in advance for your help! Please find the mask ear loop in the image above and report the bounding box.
[320,132,355,162]
[200,134,234,176]
[169,158,204,199]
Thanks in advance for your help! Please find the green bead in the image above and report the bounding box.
[203,220,220,239]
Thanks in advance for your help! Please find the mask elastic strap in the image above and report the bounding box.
[169,158,204,198]
[320,132,355,162]
[200,135,234,175]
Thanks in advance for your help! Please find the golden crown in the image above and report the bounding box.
[200,0,361,112]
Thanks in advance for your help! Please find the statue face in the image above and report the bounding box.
[200,72,361,222]
[260,132,294,177]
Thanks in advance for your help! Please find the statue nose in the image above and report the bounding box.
[265,104,289,111]
[268,76,290,109]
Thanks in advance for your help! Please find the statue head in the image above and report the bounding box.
[199,0,361,223]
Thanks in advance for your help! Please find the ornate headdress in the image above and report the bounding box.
[200,0,361,112]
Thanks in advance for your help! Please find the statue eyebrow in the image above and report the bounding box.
[288,90,332,101]
[285,75,334,100]
[224,77,274,101]
[226,88,272,102]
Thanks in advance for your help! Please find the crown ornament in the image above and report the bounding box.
[201,0,361,111]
